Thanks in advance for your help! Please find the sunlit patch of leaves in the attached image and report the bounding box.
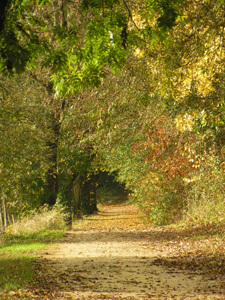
[74,204,150,231]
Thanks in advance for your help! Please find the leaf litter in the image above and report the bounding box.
[22,204,225,299]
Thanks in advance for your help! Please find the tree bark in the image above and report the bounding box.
[0,0,11,33]
[43,113,60,206]
[3,197,8,228]
[82,174,98,214]
[70,174,83,219]
[0,199,4,229]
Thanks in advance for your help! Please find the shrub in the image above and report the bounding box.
[184,154,225,224]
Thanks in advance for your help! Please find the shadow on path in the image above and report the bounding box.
[34,204,225,300]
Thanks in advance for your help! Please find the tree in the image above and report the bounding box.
[0,0,184,216]
[0,74,51,223]
[124,0,225,223]
[1,0,224,226]
[63,0,225,224]
[0,0,184,87]
[77,54,192,224]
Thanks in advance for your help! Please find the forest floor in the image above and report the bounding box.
[33,203,225,300]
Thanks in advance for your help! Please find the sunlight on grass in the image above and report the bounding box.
[0,240,50,293]
[4,206,66,236]
[0,207,66,296]
[0,242,47,255]
[4,229,65,246]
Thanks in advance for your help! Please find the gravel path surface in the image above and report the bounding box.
[35,204,225,299]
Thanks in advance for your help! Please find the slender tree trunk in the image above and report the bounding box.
[43,113,61,206]
[89,174,98,213]
[0,199,4,229]
[82,174,98,214]
[71,174,83,219]
[0,0,11,33]
[3,197,8,227]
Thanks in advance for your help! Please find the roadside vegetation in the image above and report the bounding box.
[0,0,225,297]
[0,207,66,299]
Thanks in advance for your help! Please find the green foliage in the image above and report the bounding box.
[96,172,128,204]
[0,0,182,93]
[36,0,49,6]
[0,0,224,228]
[184,155,225,225]
[0,74,54,220]
[0,0,131,94]
[0,0,46,74]
[148,0,181,29]
[81,0,120,10]
[0,29,31,74]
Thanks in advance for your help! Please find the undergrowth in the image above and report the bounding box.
[183,158,225,226]
[0,206,66,296]
[4,205,66,236]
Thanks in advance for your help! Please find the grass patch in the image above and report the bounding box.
[0,242,47,255]
[0,206,66,298]
[189,234,212,240]
[3,229,65,246]
[0,232,62,294]
[0,243,44,297]
[4,206,66,237]
[0,256,35,291]
[0,230,65,299]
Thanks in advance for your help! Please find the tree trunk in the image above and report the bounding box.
[82,174,98,214]
[0,0,11,33]
[0,199,4,229]
[3,197,8,227]
[43,114,60,206]
[89,174,98,213]
[70,174,83,220]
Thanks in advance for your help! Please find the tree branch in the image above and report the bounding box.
[122,0,140,30]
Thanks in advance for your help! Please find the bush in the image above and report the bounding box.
[134,174,186,226]
[184,154,225,224]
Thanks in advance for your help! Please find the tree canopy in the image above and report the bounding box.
[0,0,224,226]
[0,0,183,90]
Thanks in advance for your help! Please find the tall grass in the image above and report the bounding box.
[184,157,225,225]
[0,206,66,296]
[4,206,66,238]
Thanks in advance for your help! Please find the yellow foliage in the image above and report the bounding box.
[129,12,146,30]
[175,114,195,132]
[173,14,225,101]
[133,47,145,58]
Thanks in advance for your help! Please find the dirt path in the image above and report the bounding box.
[35,204,225,299]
